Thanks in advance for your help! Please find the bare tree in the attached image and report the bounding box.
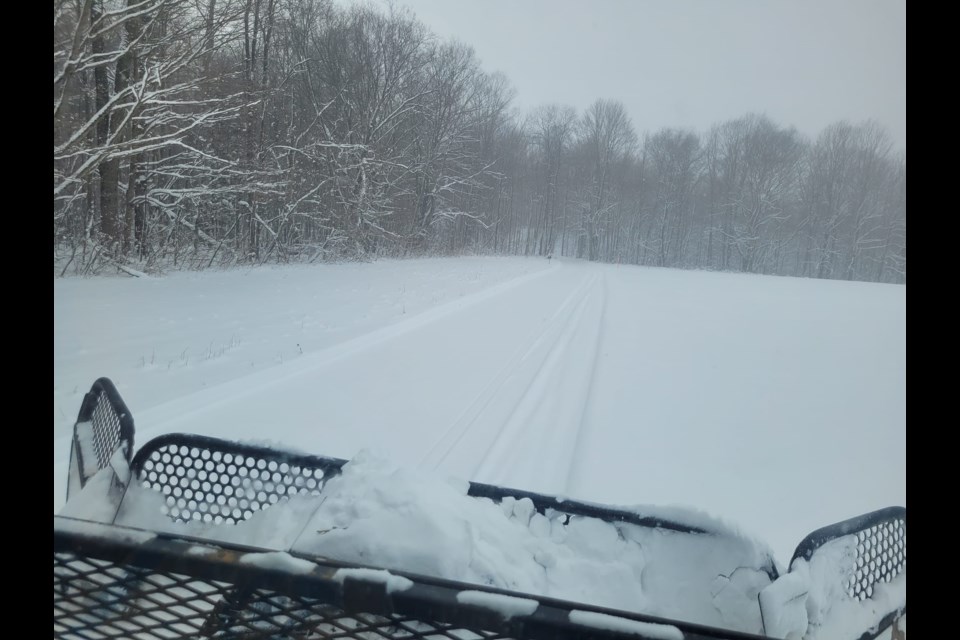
[644,129,701,267]
[526,104,577,256]
[54,0,904,282]
[575,99,637,260]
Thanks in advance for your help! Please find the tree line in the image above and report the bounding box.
[54,0,905,283]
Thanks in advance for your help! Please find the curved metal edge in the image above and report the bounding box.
[469,481,713,534]
[130,431,347,478]
[789,506,906,567]
[81,377,136,456]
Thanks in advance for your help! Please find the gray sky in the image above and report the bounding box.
[336,0,906,150]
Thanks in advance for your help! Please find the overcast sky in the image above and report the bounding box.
[334,0,906,150]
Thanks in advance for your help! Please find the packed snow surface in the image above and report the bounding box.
[54,257,905,565]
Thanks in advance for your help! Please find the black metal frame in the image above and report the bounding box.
[788,507,906,640]
[66,377,135,500]
[55,517,770,640]
[790,506,906,601]
[56,378,906,640]
[789,506,906,567]
[131,433,346,525]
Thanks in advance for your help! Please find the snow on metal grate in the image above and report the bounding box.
[847,518,906,602]
[137,443,329,524]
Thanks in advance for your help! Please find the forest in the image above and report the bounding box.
[54,0,906,283]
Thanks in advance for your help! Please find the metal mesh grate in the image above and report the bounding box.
[790,506,906,610]
[68,379,136,500]
[137,442,331,524]
[54,552,227,639]
[89,392,125,469]
[54,551,516,640]
[55,514,777,640]
[846,518,906,602]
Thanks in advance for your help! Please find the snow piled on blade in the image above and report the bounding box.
[757,532,907,640]
[58,447,774,633]
[799,536,907,640]
[288,451,771,633]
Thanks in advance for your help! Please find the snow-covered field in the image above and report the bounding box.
[54,257,905,566]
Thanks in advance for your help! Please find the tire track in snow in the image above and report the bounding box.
[563,269,607,495]
[469,285,594,482]
[55,262,562,466]
[418,273,597,471]
[464,269,607,494]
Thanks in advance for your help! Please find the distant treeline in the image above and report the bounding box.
[55,0,905,283]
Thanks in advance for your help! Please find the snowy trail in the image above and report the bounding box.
[113,261,559,440]
[416,272,598,472]
[54,260,609,502]
[53,259,581,506]
[468,271,606,494]
[55,258,905,563]
[53,258,552,431]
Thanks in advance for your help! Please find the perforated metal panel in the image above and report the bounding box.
[130,434,734,540]
[88,393,126,469]
[135,440,337,524]
[790,506,907,606]
[68,378,135,499]
[846,518,906,601]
